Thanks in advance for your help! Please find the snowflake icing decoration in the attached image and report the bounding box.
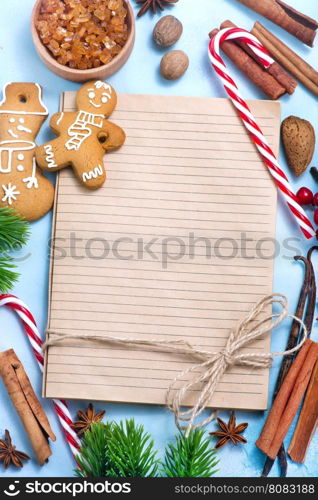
[2,183,20,205]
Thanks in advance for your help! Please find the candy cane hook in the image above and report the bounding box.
[209,27,315,240]
[0,294,81,459]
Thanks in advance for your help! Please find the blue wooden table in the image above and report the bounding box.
[0,0,317,478]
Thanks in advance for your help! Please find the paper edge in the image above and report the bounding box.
[43,92,281,410]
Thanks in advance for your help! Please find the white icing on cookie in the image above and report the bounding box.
[44,144,58,168]
[18,153,24,161]
[65,111,103,151]
[87,82,112,108]
[0,140,35,173]
[95,81,112,91]
[2,183,20,204]
[22,158,38,189]
[17,124,32,133]
[56,112,64,126]
[8,129,18,138]
[17,165,24,172]
[0,83,49,116]
[82,164,104,182]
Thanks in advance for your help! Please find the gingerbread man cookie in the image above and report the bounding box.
[0,83,54,221]
[36,81,126,189]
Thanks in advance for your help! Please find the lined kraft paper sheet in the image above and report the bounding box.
[44,92,280,410]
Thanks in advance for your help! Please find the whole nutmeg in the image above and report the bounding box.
[153,15,183,48]
[160,50,189,80]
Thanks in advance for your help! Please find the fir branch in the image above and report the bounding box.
[0,207,29,253]
[0,207,30,292]
[74,420,160,478]
[162,429,219,477]
[0,257,20,293]
[107,419,159,477]
[75,423,112,478]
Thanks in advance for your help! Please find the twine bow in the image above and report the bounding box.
[44,294,307,435]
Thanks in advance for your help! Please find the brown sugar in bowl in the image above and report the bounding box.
[31,0,135,82]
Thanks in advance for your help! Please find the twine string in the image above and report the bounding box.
[44,294,307,435]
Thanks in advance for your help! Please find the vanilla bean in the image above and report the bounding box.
[310,167,318,183]
[304,247,318,337]
[276,252,317,475]
[275,256,313,388]
[261,254,313,477]
[262,248,318,476]
[286,248,318,463]
[261,458,273,477]
[278,446,288,477]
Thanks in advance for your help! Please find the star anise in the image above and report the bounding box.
[209,412,248,449]
[72,403,106,437]
[0,430,30,469]
[136,0,179,18]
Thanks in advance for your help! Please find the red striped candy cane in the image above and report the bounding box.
[209,27,315,240]
[0,294,81,459]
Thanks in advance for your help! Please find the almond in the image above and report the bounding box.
[282,116,316,177]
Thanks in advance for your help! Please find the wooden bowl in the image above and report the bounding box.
[31,0,135,82]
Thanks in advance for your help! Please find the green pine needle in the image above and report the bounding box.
[0,207,29,252]
[107,419,159,477]
[74,420,160,478]
[0,257,20,293]
[75,422,111,478]
[0,207,29,292]
[162,429,219,478]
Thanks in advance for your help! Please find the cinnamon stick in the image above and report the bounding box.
[220,19,297,95]
[209,29,286,100]
[267,342,318,460]
[265,63,297,95]
[0,349,56,465]
[256,340,318,460]
[256,339,312,454]
[288,359,318,463]
[262,255,314,476]
[235,0,318,46]
[261,249,317,477]
[252,22,318,96]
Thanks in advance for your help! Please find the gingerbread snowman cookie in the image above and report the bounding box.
[36,81,126,189]
[0,82,54,221]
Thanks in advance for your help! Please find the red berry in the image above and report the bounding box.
[314,209,318,226]
[296,187,314,206]
[314,193,318,207]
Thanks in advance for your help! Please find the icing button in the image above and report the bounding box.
[17,165,25,172]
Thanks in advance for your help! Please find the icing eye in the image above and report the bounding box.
[88,91,96,99]
[19,118,25,124]
[101,96,108,104]
[9,118,15,123]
